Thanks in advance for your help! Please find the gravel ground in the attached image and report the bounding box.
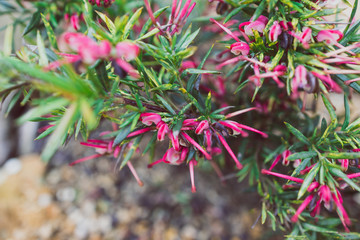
[0,145,284,240]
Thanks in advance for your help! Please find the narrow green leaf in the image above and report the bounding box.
[342,95,350,130]
[267,210,276,231]
[41,13,57,48]
[130,113,140,131]
[139,6,168,37]
[23,11,41,36]
[136,28,159,41]
[177,28,200,50]
[120,136,142,169]
[5,90,21,117]
[343,0,358,34]
[294,158,311,175]
[287,151,317,160]
[302,223,337,234]
[321,94,337,123]
[320,117,327,135]
[205,91,212,113]
[95,10,116,35]
[269,49,285,70]
[329,167,360,192]
[284,122,310,145]
[252,0,266,21]
[41,103,78,162]
[79,99,97,130]
[198,44,214,69]
[224,5,248,23]
[20,88,34,106]
[17,98,69,124]
[35,125,55,140]
[235,80,250,93]
[123,7,143,40]
[345,117,360,131]
[297,163,319,199]
[142,133,157,155]
[183,68,220,74]
[3,25,13,56]
[113,125,131,146]
[325,151,360,159]
[261,202,267,224]
[1,57,93,97]
[37,31,48,66]
[333,132,344,148]
[157,95,176,115]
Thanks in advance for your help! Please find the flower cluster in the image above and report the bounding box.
[144,0,196,36]
[48,32,140,78]
[124,109,268,192]
[262,147,360,232]
[88,0,113,8]
[70,134,144,186]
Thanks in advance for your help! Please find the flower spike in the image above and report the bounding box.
[216,132,242,169]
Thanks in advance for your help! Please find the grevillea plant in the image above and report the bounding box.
[2,0,360,237]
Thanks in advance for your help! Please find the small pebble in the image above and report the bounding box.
[181,225,197,239]
[56,187,76,202]
[38,193,52,207]
[3,158,22,175]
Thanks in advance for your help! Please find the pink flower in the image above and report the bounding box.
[204,129,212,152]
[262,166,352,231]
[141,113,162,126]
[318,185,331,207]
[210,18,250,56]
[144,0,196,35]
[269,150,292,171]
[300,27,312,43]
[97,40,112,58]
[338,159,349,171]
[157,121,170,141]
[181,132,212,159]
[182,118,197,126]
[241,15,268,36]
[332,192,351,232]
[291,194,315,222]
[170,131,180,151]
[127,127,153,138]
[180,60,197,72]
[279,20,293,31]
[248,64,286,88]
[261,169,304,183]
[69,136,143,186]
[148,147,186,168]
[115,42,140,61]
[189,159,197,193]
[292,65,307,97]
[166,147,181,165]
[311,71,342,93]
[288,27,312,49]
[219,120,268,137]
[316,30,343,45]
[79,40,111,64]
[58,32,112,65]
[215,132,242,169]
[269,21,282,42]
[230,42,250,56]
[58,32,93,53]
[195,120,209,134]
[70,14,80,31]
[88,0,113,7]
